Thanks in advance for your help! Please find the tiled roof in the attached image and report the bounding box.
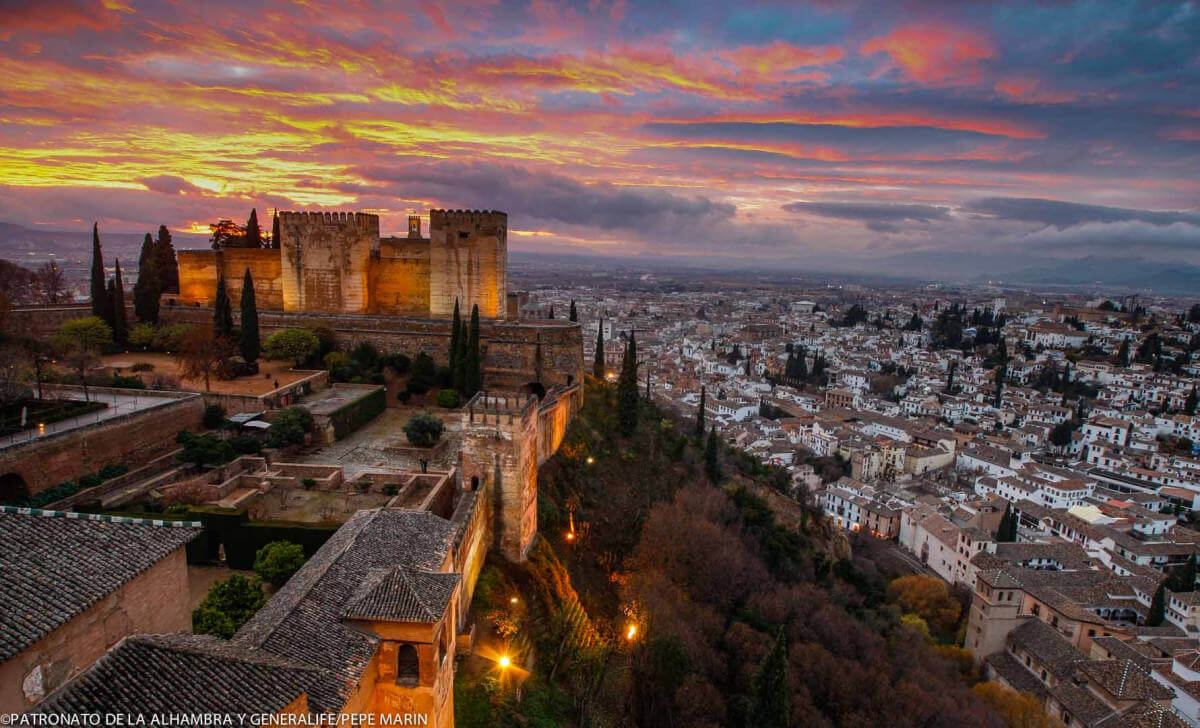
[344,566,459,623]
[0,508,201,662]
[32,635,320,715]
[234,508,455,712]
[1078,660,1174,701]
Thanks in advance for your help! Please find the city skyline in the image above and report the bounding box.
[1,0,1198,276]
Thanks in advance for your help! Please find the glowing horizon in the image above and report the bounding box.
[1,0,1198,274]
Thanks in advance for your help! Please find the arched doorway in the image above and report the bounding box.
[523,381,546,400]
[0,472,29,505]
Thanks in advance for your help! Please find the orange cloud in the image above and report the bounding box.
[718,42,844,80]
[994,77,1077,104]
[861,24,993,84]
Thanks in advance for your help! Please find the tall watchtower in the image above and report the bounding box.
[278,211,379,314]
[459,392,538,562]
[429,210,507,320]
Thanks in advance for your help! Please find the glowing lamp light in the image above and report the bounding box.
[498,655,511,669]
[510,596,519,604]
[37,423,45,435]
[565,531,575,541]
[586,456,595,465]
[626,624,638,641]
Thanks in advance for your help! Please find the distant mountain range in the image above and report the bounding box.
[0,222,206,268]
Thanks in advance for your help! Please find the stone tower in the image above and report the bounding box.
[459,392,538,562]
[278,211,379,314]
[429,210,507,320]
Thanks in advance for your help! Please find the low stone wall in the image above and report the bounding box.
[0,388,204,497]
[158,305,584,392]
[201,370,330,415]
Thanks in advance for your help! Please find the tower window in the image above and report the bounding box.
[396,643,420,686]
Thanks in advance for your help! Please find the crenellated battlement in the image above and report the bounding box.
[278,211,379,231]
[430,209,507,228]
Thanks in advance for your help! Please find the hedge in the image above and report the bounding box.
[328,387,386,440]
[76,504,337,569]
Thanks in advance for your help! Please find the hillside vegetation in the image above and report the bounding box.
[457,380,1007,728]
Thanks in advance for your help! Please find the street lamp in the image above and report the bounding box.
[498,655,511,669]
[625,624,638,641]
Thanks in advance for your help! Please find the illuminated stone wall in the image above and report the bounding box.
[459,393,538,562]
[428,210,507,320]
[173,248,282,309]
[279,211,379,314]
[370,238,431,316]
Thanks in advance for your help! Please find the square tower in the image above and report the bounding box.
[429,210,507,319]
[278,211,379,314]
[459,392,538,562]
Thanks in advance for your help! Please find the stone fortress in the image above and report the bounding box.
[174,210,509,320]
[164,209,581,394]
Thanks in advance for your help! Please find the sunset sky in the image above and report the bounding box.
[1,0,1198,272]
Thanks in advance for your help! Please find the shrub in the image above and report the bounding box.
[229,434,262,455]
[437,389,462,408]
[350,341,378,367]
[301,477,316,489]
[130,362,155,372]
[404,412,444,447]
[192,574,265,639]
[266,406,312,448]
[381,353,410,374]
[110,374,146,389]
[203,404,227,429]
[176,431,236,467]
[304,324,336,356]
[264,329,320,367]
[323,351,350,371]
[164,503,190,516]
[98,463,128,480]
[396,390,412,404]
[253,540,307,587]
[79,474,102,489]
[152,323,192,352]
[128,323,157,349]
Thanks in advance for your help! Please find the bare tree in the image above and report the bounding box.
[175,326,234,392]
[36,262,67,304]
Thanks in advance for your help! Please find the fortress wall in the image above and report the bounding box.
[159,306,584,392]
[176,250,219,306]
[428,210,507,320]
[278,212,379,314]
[219,248,284,310]
[5,304,132,339]
[368,256,430,316]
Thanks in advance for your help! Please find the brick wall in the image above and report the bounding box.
[0,547,192,711]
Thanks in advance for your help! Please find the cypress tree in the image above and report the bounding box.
[133,232,160,324]
[695,385,706,438]
[593,318,605,379]
[239,269,260,362]
[464,304,481,396]
[749,629,790,728]
[1147,583,1166,626]
[213,275,233,339]
[617,330,639,436]
[705,426,720,482]
[996,503,1017,542]
[90,222,108,319]
[244,208,263,248]
[547,305,554,319]
[1170,554,1197,593]
[1187,385,1198,416]
[569,300,577,322]
[110,259,128,344]
[271,209,280,249]
[449,298,462,385]
[155,225,179,293]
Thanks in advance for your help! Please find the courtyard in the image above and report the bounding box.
[97,352,315,395]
